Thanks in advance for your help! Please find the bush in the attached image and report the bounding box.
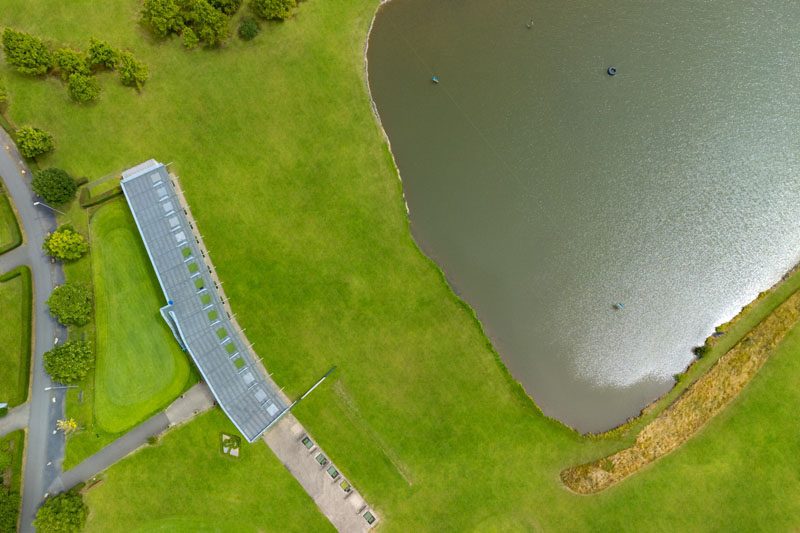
[184,0,232,45]
[32,168,76,204]
[147,436,158,445]
[87,38,118,70]
[15,126,55,159]
[118,52,149,89]
[43,340,93,384]
[182,28,200,49]
[0,79,8,105]
[43,225,89,261]
[210,0,242,15]
[46,282,91,326]
[142,0,186,37]
[692,344,711,359]
[32,491,88,533]
[52,49,90,81]
[238,18,260,40]
[250,0,295,21]
[67,73,101,102]
[0,491,20,533]
[1,28,52,75]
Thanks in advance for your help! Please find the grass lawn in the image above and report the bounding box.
[0,429,26,530]
[83,409,334,533]
[90,199,194,433]
[0,267,31,408]
[1,1,799,530]
[0,183,22,254]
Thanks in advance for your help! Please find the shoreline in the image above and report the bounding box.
[363,0,800,440]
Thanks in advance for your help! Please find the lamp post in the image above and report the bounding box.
[44,385,78,391]
[33,201,68,216]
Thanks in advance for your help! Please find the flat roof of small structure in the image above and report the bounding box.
[121,160,286,442]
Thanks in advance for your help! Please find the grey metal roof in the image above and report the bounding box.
[120,161,286,442]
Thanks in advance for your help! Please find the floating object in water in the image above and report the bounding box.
[526,19,534,28]
[614,302,624,310]
[607,66,617,76]
[432,76,439,84]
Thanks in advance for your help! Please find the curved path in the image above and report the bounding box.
[0,128,67,532]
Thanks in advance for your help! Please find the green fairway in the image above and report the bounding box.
[1,0,798,530]
[0,185,22,254]
[90,199,193,433]
[83,409,334,533]
[0,267,31,407]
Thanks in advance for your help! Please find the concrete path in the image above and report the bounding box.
[49,382,216,494]
[0,128,67,533]
[264,413,378,532]
[0,403,30,437]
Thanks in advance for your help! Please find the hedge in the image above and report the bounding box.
[78,184,123,208]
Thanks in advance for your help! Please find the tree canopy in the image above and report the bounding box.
[32,168,76,204]
[43,340,93,384]
[209,0,242,15]
[32,491,88,533]
[46,282,91,326]
[52,48,90,81]
[142,0,236,45]
[15,126,55,159]
[43,225,89,261]
[184,0,231,45]
[142,0,186,37]
[250,0,295,21]
[1,28,52,75]
[87,38,118,69]
[0,490,20,533]
[67,73,101,102]
[118,52,149,89]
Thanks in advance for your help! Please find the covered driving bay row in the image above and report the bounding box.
[121,160,287,442]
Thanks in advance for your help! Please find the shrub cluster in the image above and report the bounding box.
[43,225,89,262]
[43,340,94,384]
[32,167,76,204]
[32,491,88,533]
[250,0,296,21]
[46,282,92,326]
[16,126,55,159]
[143,0,233,47]
[0,78,9,105]
[1,29,149,102]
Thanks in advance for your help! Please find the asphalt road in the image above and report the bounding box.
[0,128,67,532]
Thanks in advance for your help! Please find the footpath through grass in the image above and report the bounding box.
[0,267,31,408]
[83,409,333,533]
[1,1,799,530]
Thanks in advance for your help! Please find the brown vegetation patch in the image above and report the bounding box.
[561,288,800,494]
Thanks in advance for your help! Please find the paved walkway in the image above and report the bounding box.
[49,383,216,494]
[0,403,30,437]
[0,128,67,533]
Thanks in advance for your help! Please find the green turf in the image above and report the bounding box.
[0,267,31,407]
[200,293,211,306]
[1,1,798,530]
[187,262,199,273]
[216,327,227,339]
[195,278,204,290]
[207,309,218,321]
[225,343,236,355]
[181,247,192,258]
[90,199,193,433]
[233,357,244,370]
[0,186,22,254]
[83,409,334,533]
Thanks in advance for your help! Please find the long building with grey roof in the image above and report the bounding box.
[121,160,287,442]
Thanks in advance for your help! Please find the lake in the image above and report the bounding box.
[366,0,800,432]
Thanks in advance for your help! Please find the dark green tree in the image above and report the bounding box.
[0,490,21,533]
[209,0,242,15]
[1,28,52,75]
[67,73,101,102]
[52,48,90,81]
[15,126,54,159]
[142,0,186,37]
[43,225,89,261]
[46,282,91,326]
[250,0,295,21]
[32,168,76,204]
[238,17,259,40]
[118,52,149,89]
[184,0,231,45]
[43,341,93,384]
[87,38,118,69]
[32,491,88,533]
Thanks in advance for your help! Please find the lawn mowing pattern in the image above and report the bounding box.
[0,186,23,254]
[91,199,193,433]
[83,409,334,533]
[0,267,32,407]
[1,1,798,530]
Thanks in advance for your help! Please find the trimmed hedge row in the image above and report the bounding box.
[0,191,23,255]
[0,266,33,407]
[79,184,123,208]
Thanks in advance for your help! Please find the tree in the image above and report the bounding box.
[142,0,186,37]
[15,126,54,159]
[43,225,89,261]
[87,38,118,70]
[43,341,93,384]
[0,490,20,533]
[32,491,88,533]
[182,27,200,49]
[209,0,242,15]
[52,48,90,81]
[1,28,52,75]
[184,0,231,45]
[57,418,79,434]
[250,0,295,21]
[46,282,91,326]
[67,73,101,102]
[32,168,76,204]
[238,18,259,41]
[118,52,149,89]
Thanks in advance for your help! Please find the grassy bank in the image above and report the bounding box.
[0,266,31,408]
[0,430,25,531]
[0,182,22,254]
[83,409,333,532]
[1,0,799,530]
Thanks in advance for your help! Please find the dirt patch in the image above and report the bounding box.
[561,288,800,494]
